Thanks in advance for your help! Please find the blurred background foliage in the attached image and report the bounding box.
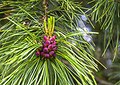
[0,0,120,85]
[0,0,99,85]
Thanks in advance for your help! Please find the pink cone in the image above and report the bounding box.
[36,51,41,56]
[48,44,53,50]
[44,54,50,58]
[44,36,49,41]
[43,47,49,53]
[49,51,54,56]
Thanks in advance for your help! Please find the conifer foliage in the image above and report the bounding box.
[0,0,99,85]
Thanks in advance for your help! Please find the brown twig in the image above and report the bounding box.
[43,0,48,21]
[43,0,48,34]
